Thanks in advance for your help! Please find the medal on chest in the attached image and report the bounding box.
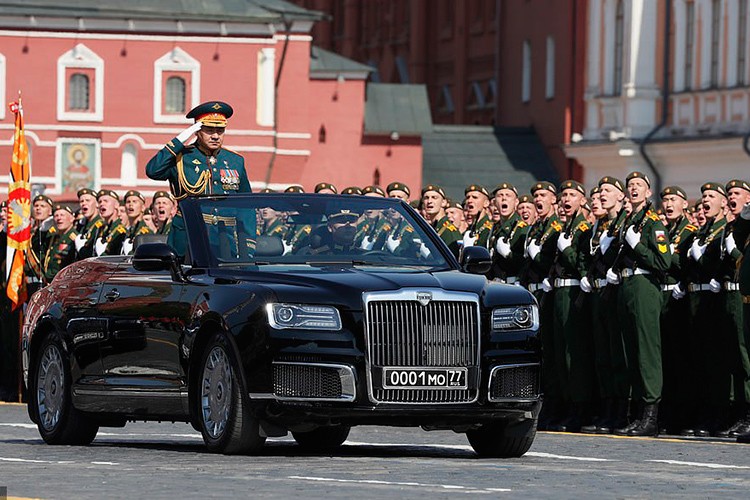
[219,160,240,191]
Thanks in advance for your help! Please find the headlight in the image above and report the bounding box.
[491,305,539,331]
[266,303,342,330]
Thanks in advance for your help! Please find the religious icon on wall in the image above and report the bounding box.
[57,139,99,195]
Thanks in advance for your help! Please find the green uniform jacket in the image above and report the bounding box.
[553,212,592,279]
[464,213,494,248]
[122,220,154,255]
[666,216,698,284]
[262,218,288,238]
[488,212,529,280]
[92,219,127,256]
[616,207,671,274]
[520,213,562,285]
[75,215,105,260]
[431,215,461,259]
[681,217,727,284]
[718,219,743,283]
[43,227,77,282]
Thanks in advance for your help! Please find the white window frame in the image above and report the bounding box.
[0,53,5,120]
[120,143,138,187]
[522,40,531,103]
[57,44,104,122]
[153,47,200,124]
[257,47,276,127]
[545,36,556,99]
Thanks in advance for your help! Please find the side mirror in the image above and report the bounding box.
[460,246,491,275]
[133,242,179,272]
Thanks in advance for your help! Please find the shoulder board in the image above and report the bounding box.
[442,220,457,232]
[405,226,414,233]
[94,220,104,228]
[303,226,311,234]
[116,226,126,234]
[139,226,151,235]
[578,221,589,232]
[646,210,659,221]
[517,221,527,228]
[551,221,563,231]
[482,220,493,231]
[49,227,57,233]
[382,223,391,231]
[68,232,77,241]
[685,224,698,232]
[222,147,243,158]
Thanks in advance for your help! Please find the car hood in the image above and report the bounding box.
[210,267,532,310]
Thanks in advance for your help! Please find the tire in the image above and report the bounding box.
[32,336,99,445]
[466,419,537,458]
[292,425,351,451]
[197,333,265,455]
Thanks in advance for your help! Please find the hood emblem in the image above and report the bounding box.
[416,292,432,306]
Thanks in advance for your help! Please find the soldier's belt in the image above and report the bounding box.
[554,278,580,288]
[687,283,712,292]
[506,276,518,285]
[620,268,651,278]
[661,284,677,292]
[26,277,42,284]
[528,283,544,292]
[592,278,608,289]
[723,282,740,291]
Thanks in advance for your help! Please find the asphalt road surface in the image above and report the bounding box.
[1,402,749,499]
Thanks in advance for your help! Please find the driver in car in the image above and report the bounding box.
[298,210,363,256]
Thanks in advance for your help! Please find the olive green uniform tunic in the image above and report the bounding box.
[43,227,78,282]
[431,215,461,259]
[487,212,529,283]
[75,214,105,260]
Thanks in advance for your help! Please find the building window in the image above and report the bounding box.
[165,76,186,113]
[467,81,486,110]
[57,43,103,121]
[545,36,555,99]
[257,48,275,127]
[613,0,625,96]
[154,47,200,124]
[710,0,721,87]
[440,0,454,39]
[395,56,410,83]
[438,84,455,114]
[685,1,695,90]
[485,79,496,108]
[368,59,382,83]
[120,143,138,187]
[522,40,531,103]
[739,0,747,85]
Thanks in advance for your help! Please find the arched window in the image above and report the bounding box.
[165,76,186,113]
[68,73,90,110]
[120,143,138,186]
[710,0,721,87]
[613,0,625,96]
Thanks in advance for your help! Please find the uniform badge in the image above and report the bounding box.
[655,230,666,243]
[220,169,240,191]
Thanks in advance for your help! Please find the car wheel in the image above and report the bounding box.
[32,336,99,445]
[292,425,351,451]
[198,333,265,455]
[466,419,536,458]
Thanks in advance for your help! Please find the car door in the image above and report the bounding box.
[96,260,190,414]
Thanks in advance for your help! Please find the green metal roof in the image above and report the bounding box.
[310,46,373,79]
[0,0,324,23]
[364,83,433,137]
[422,125,560,202]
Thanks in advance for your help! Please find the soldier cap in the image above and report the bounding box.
[341,186,363,195]
[518,194,534,204]
[362,185,386,197]
[559,179,586,195]
[284,185,305,193]
[77,188,97,199]
[726,179,750,193]
[598,176,625,192]
[328,209,360,224]
[33,194,54,207]
[464,184,490,198]
[589,186,600,197]
[186,101,233,128]
[491,182,518,196]
[421,184,447,199]
[626,171,650,187]
[124,190,146,203]
[386,181,410,197]
[314,182,338,194]
[97,189,119,202]
[446,199,463,210]
[53,204,75,216]
[258,187,276,193]
[530,181,556,195]
[660,186,687,200]
[700,182,727,198]
[152,190,175,203]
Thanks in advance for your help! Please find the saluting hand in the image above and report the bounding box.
[176,121,203,143]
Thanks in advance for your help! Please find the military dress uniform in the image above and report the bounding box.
[145,101,252,256]
[734,207,750,441]
[43,226,78,282]
[488,211,528,283]
[431,215,461,259]
[121,219,153,255]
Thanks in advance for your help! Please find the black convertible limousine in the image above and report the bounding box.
[23,194,541,457]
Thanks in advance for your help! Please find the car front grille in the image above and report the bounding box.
[272,362,355,401]
[364,290,480,404]
[488,364,540,402]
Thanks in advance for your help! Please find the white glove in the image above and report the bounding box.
[360,236,375,251]
[709,278,721,293]
[625,226,641,249]
[527,240,541,260]
[385,234,400,253]
[176,121,203,143]
[725,233,737,255]
[689,240,707,261]
[741,202,750,220]
[557,233,572,252]
[495,237,511,258]
[462,231,477,249]
[418,242,431,258]
[282,239,293,256]
[120,238,134,255]
[579,276,592,293]
[606,268,620,285]
[671,282,686,300]
[669,243,676,254]
[94,238,107,256]
[541,278,553,293]
[599,233,614,254]
[74,233,87,251]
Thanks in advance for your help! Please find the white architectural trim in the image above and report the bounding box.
[257,48,276,126]
[0,53,5,120]
[521,40,531,103]
[727,0,739,86]
[603,0,617,95]
[545,36,556,99]
[153,47,200,124]
[0,123,312,137]
[56,43,104,122]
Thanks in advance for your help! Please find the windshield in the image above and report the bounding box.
[186,194,452,269]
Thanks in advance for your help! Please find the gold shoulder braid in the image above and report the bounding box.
[176,154,211,200]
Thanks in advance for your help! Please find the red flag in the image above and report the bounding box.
[6,98,31,309]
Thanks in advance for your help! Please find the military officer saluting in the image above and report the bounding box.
[43,205,78,282]
[146,101,252,255]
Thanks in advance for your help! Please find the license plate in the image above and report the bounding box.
[382,367,467,389]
